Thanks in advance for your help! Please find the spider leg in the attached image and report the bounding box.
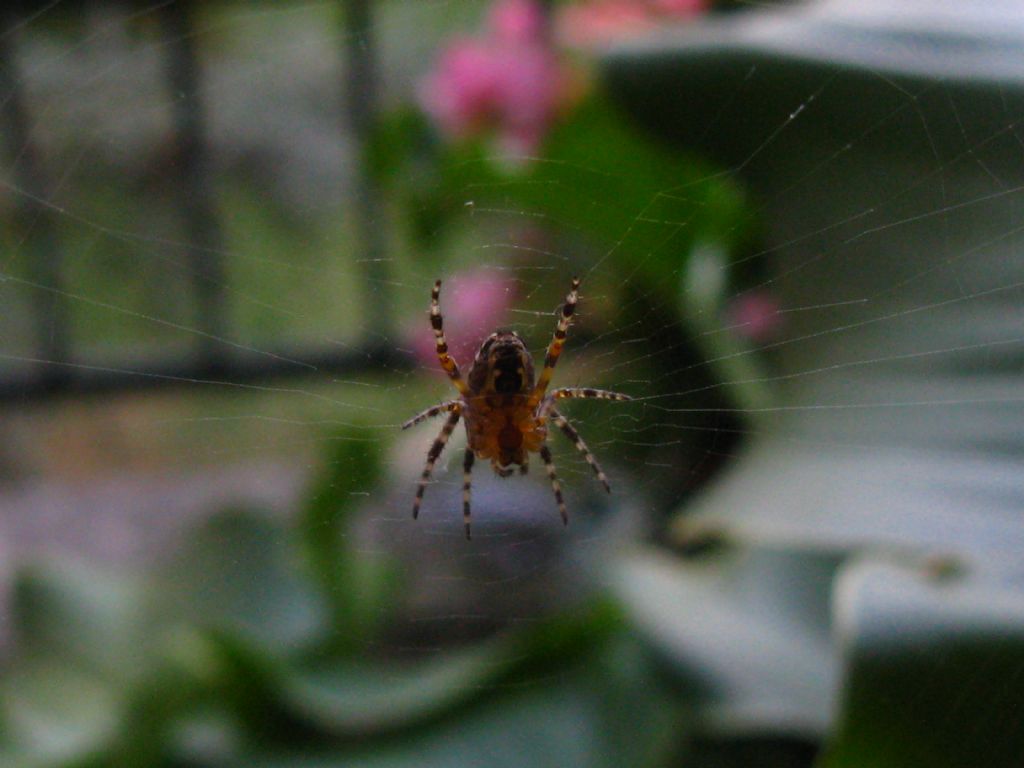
[539,444,568,526]
[538,387,631,420]
[550,408,611,493]
[412,409,462,520]
[519,455,529,475]
[529,276,580,406]
[552,387,631,403]
[402,399,461,430]
[494,464,515,478]
[462,447,475,540]
[431,280,470,396]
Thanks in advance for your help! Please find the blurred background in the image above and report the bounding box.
[1,1,1024,766]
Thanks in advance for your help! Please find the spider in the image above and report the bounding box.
[403,276,631,539]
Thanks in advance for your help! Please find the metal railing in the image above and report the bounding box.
[0,1,403,403]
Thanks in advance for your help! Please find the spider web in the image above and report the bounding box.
[1,1,1023,759]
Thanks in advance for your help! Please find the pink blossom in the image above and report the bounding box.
[410,270,517,370]
[652,0,707,15]
[727,292,782,342]
[490,0,546,44]
[419,0,573,156]
[556,1,651,47]
[556,0,708,48]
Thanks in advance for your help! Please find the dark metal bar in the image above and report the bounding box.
[161,0,230,376]
[0,11,71,391]
[0,1,437,405]
[0,343,414,404]
[341,0,391,336]
[0,317,601,403]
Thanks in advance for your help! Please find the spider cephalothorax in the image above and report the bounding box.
[403,277,631,539]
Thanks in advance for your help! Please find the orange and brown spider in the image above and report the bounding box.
[403,276,631,539]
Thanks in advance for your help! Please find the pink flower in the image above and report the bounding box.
[410,270,517,370]
[556,0,708,48]
[490,0,546,43]
[419,0,573,156]
[727,292,782,342]
[652,0,707,14]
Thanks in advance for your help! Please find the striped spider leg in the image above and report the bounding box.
[533,401,621,525]
[536,388,631,496]
[411,407,462,521]
[539,443,567,525]
[538,387,632,420]
[551,387,632,404]
[461,447,474,539]
[527,277,579,409]
[527,278,631,520]
[408,279,471,523]
[402,400,460,430]
[548,407,611,493]
[523,276,580,523]
[430,279,470,397]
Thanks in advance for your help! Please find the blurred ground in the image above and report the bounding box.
[0,390,320,651]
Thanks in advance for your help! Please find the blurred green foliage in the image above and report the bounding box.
[0,426,683,768]
[8,419,1021,768]
[369,95,754,310]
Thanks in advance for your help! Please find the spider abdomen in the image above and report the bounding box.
[498,421,523,452]
[465,396,545,470]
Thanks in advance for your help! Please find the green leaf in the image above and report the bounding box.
[164,707,244,767]
[279,598,624,737]
[822,559,1024,768]
[374,96,753,299]
[3,560,220,767]
[281,644,506,735]
[247,636,682,768]
[9,558,153,686]
[162,509,327,654]
[613,547,839,736]
[299,428,395,654]
[366,108,461,249]
[0,662,119,766]
[364,107,432,184]
[451,98,751,303]
[681,242,775,415]
[533,98,751,289]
